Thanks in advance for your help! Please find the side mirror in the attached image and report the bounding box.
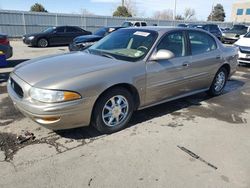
[150,49,175,61]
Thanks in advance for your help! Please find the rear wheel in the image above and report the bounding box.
[37,38,48,47]
[207,67,228,96]
[92,87,134,134]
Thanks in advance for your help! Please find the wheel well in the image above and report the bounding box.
[37,37,49,45]
[220,64,230,76]
[92,83,140,114]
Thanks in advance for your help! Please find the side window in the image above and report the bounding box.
[141,22,147,26]
[56,27,65,33]
[66,27,80,33]
[157,32,186,58]
[134,22,140,27]
[188,31,217,55]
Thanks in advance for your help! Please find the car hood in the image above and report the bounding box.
[235,37,250,47]
[14,52,126,88]
[74,35,102,43]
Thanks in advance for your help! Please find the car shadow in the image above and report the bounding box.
[55,79,245,140]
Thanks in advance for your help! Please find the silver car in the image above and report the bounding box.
[8,27,238,133]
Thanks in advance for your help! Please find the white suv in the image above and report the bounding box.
[122,21,147,27]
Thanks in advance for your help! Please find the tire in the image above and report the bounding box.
[207,67,228,96]
[92,87,134,134]
[37,38,49,47]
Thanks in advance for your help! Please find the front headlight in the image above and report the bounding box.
[222,33,226,37]
[30,87,81,103]
[28,36,35,40]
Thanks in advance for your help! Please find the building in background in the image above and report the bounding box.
[231,0,250,23]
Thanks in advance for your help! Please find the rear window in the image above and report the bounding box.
[188,31,217,55]
[66,27,82,33]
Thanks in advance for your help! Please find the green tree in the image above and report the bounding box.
[207,4,225,22]
[113,6,132,17]
[30,3,48,12]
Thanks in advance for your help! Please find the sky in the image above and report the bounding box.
[0,0,241,21]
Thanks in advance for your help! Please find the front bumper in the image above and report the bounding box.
[237,47,250,64]
[221,36,239,44]
[23,37,36,46]
[7,73,96,130]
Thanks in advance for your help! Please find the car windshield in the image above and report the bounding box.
[226,25,248,35]
[42,27,55,33]
[244,32,250,38]
[88,29,158,62]
[122,22,133,27]
[94,28,107,37]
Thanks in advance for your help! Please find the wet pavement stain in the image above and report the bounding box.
[0,96,24,126]
[221,175,230,183]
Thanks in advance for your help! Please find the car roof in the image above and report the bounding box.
[119,26,217,37]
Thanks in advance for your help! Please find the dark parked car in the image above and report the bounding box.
[201,24,222,40]
[23,26,92,47]
[69,27,122,51]
[221,24,250,44]
[0,33,13,59]
[177,23,188,28]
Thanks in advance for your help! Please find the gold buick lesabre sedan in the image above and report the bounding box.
[8,27,238,133]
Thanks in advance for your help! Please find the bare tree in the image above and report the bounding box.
[153,9,173,20]
[80,8,94,16]
[183,8,195,20]
[124,0,137,16]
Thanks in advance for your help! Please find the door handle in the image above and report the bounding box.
[216,55,221,59]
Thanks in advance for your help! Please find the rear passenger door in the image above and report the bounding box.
[50,26,66,45]
[186,30,223,91]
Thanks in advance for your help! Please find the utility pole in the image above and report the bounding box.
[122,0,125,6]
[173,0,177,20]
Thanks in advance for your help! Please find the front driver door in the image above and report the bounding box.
[145,31,191,105]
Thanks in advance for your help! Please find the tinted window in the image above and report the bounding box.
[246,9,250,15]
[141,22,147,26]
[157,32,186,57]
[188,31,217,55]
[66,27,81,33]
[237,9,244,15]
[56,27,65,33]
[134,22,140,27]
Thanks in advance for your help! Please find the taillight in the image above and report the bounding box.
[0,38,9,45]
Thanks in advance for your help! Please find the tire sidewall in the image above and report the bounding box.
[93,88,134,134]
[209,67,228,96]
[38,38,48,47]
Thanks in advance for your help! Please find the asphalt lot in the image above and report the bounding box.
[0,41,250,188]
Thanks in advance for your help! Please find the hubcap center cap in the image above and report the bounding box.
[112,106,121,117]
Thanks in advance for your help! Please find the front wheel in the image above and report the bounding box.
[207,67,228,96]
[37,38,49,47]
[92,87,134,134]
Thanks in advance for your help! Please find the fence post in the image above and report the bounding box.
[84,15,87,30]
[55,14,58,26]
[22,12,26,35]
[105,17,108,27]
